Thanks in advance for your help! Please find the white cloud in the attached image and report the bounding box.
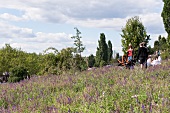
[0,13,25,21]
[0,0,166,56]
[140,13,165,34]
[0,0,162,21]
[0,0,165,33]
[0,21,36,38]
[0,21,76,54]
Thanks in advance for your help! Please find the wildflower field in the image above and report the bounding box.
[0,60,170,113]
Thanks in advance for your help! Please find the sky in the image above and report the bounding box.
[0,0,168,56]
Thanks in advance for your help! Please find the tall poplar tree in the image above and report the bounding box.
[161,0,170,46]
[108,40,113,63]
[95,33,108,67]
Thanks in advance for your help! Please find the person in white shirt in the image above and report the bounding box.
[158,56,162,62]
[151,56,161,66]
[147,55,152,67]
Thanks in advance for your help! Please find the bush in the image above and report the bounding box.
[100,60,107,67]
[161,51,170,60]
[8,66,28,83]
[8,76,22,83]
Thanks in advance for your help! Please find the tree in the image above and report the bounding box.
[40,47,59,75]
[154,40,159,51]
[147,45,154,55]
[121,16,150,58]
[0,44,29,72]
[57,47,74,72]
[88,54,95,68]
[160,37,168,51]
[8,66,28,83]
[161,0,170,43]
[95,33,108,67]
[116,53,120,59]
[71,27,85,57]
[162,0,170,51]
[108,40,113,63]
[158,35,168,51]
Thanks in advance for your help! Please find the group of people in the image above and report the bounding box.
[147,52,161,67]
[127,42,161,69]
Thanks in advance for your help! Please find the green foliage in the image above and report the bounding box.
[25,53,42,75]
[0,44,42,76]
[162,0,170,52]
[8,66,28,83]
[71,27,85,57]
[57,47,74,72]
[108,40,113,63]
[121,16,150,58]
[147,45,154,55]
[100,60,107,67]
[73,54,87,71]
[88,54,95,68]
[161,51,170,60]
[153,35,168,52]
[154,40,159,51]
[161,0,170,38]
[0,44,87,76]
[115,53,119,59]
[79,59,88,71]
[40,48,59,75]
[0,44,22,72]
[159,36,168,51]
[95,33,108,67]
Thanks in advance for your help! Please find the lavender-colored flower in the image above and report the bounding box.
[68,108,71,113]
[142,104,146,113]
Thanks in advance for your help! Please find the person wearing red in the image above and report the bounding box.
[127,44,133,62]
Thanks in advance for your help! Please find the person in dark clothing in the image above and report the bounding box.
[143,42,149,68]
[137,43,148,69]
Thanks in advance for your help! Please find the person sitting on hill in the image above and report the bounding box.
[158,55,162,62]
[147,55,152,67]
[151,56,161,66]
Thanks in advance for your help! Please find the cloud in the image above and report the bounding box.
[0,0,162,21]
[0,21,75,54]
[0,21,36,38]
[0,13,25,21]
[140,13,165,34]
[0,0,166,56]
[0,0,165,34]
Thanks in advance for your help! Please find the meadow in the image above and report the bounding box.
[0,60,170,113]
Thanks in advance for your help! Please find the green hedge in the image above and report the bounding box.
[8,66,28,83]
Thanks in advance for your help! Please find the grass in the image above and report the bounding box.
[0,60,170,113]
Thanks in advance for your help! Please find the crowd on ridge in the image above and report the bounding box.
[127,42,162,69]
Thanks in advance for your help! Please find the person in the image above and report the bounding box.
[137,42,148,69]
[151,56,161,66]
[127,44,133,62]
[158,55,162,62]
[154,50,160,56]
[143,42,149,68]
[147,55,152,67]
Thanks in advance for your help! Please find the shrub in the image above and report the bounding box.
[100,60,107,67]
[8,66,28,83]
[161,51,169,60]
